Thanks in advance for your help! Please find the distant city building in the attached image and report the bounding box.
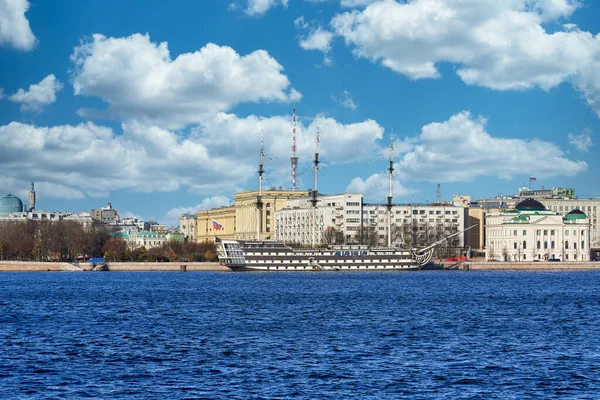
[485,198,591,262]
[179,214,197,241]
[112,230,185,250]
[92,202,119,222]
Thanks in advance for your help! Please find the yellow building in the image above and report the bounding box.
[196,206,236,242]
[195,189,308,243]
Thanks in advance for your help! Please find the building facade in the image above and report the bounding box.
[274,193,466,248]
[485,199,591,262]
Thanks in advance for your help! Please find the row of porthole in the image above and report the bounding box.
[263,265,409,270]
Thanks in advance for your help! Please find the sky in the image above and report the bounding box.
[0,0,599,227]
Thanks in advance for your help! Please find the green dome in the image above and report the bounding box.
[0,194,25,215]
[515,198,546,211]
[564,209,587,220]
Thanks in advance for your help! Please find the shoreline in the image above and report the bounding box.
[0,260,599,272]
[0,261,229,272]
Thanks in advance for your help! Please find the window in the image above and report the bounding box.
[514,230,517,236]
[551,230,555,235]
[574,242,577,249]
[523,241,527,250]
[544,241,548,249]
[582,241,585,249]
[566,230,569,236]
[537,241,541,249]
[523,230,526,236]
[551,241,555,249]
[565,241,569,249]
[514,242,517,249]
[544,230,548,235]
[536,230,541,235]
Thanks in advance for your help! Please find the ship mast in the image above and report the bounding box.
[310,128,320,247]
[387,128,394,247]
[257,132,264,241]
[290,106,298,191]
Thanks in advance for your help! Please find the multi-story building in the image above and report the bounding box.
[274,193,466,248]
[274,193,362,244]
[179,214,197,241]
[194,189,308,243]
[485,198,591,262]
[474,187,599,252]
[92,202,119,222]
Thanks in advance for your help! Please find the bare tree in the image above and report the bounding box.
[355,225,379,247]
[322,227,344,246]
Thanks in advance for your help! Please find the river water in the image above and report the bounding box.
[1,270,599,399]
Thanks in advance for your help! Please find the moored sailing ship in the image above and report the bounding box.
[217,126,469,271]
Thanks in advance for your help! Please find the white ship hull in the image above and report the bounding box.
[217,239,428,272]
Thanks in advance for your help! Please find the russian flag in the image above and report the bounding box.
[212,219,223,231]
[529,176,536,182]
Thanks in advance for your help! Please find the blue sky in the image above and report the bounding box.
[1,0,598,226]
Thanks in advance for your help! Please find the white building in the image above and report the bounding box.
[485,198,591,262]
[274,193,466,248]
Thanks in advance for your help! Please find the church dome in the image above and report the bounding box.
[565,209,587,220]
[515,198,546,211]
[0,194,25,215]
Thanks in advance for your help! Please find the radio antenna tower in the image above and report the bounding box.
[436,183,441,204]
[290,106,298,190]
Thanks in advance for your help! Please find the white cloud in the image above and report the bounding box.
[334,90,357,110]
[9,74,63,112]
[0,110,385,202]
[163,196,231,226]
[0,0,36,51]
[397,111,587,182]
[340,0,376,7]
[347,173,417,202]
[299,27,335,52]
[330,0,600,117]
[245,0,288,16]
[70,33,300,129]
[568,129,593,152]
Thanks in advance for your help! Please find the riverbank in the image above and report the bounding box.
[0,261,229,272]
[1,260,599,272]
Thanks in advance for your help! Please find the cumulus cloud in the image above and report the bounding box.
[245,0,288,16]
[0,110,386,202]
[70,33,301,129]
[329,0,600,117]
[0,121,249,202]
[568,128,593,152]
[396,111,587,182]
[299,27,335,52]
[163,196,231,226]
[0,0,37,51]
[347,173,417,202]
[9,74,63,112]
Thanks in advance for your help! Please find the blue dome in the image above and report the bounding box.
[0,194,25,215]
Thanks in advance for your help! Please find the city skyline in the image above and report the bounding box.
[1,0,599,227]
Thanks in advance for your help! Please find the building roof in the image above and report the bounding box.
[515,198,546,211]
[564,209,587,220]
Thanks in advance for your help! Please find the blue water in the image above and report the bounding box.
[1,271,599,399]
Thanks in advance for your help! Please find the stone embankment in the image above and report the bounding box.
[0,261,229,272]
[459,261,599,270]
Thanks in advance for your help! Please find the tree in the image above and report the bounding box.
[355,225,379,247]
[321,227,344,246]
[102,239,127,262]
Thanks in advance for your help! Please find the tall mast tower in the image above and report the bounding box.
[290,106,298,191]
[310,128,320,247]
[387,128,394,247]
[436,183,441,204]
[257,132,264,241]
